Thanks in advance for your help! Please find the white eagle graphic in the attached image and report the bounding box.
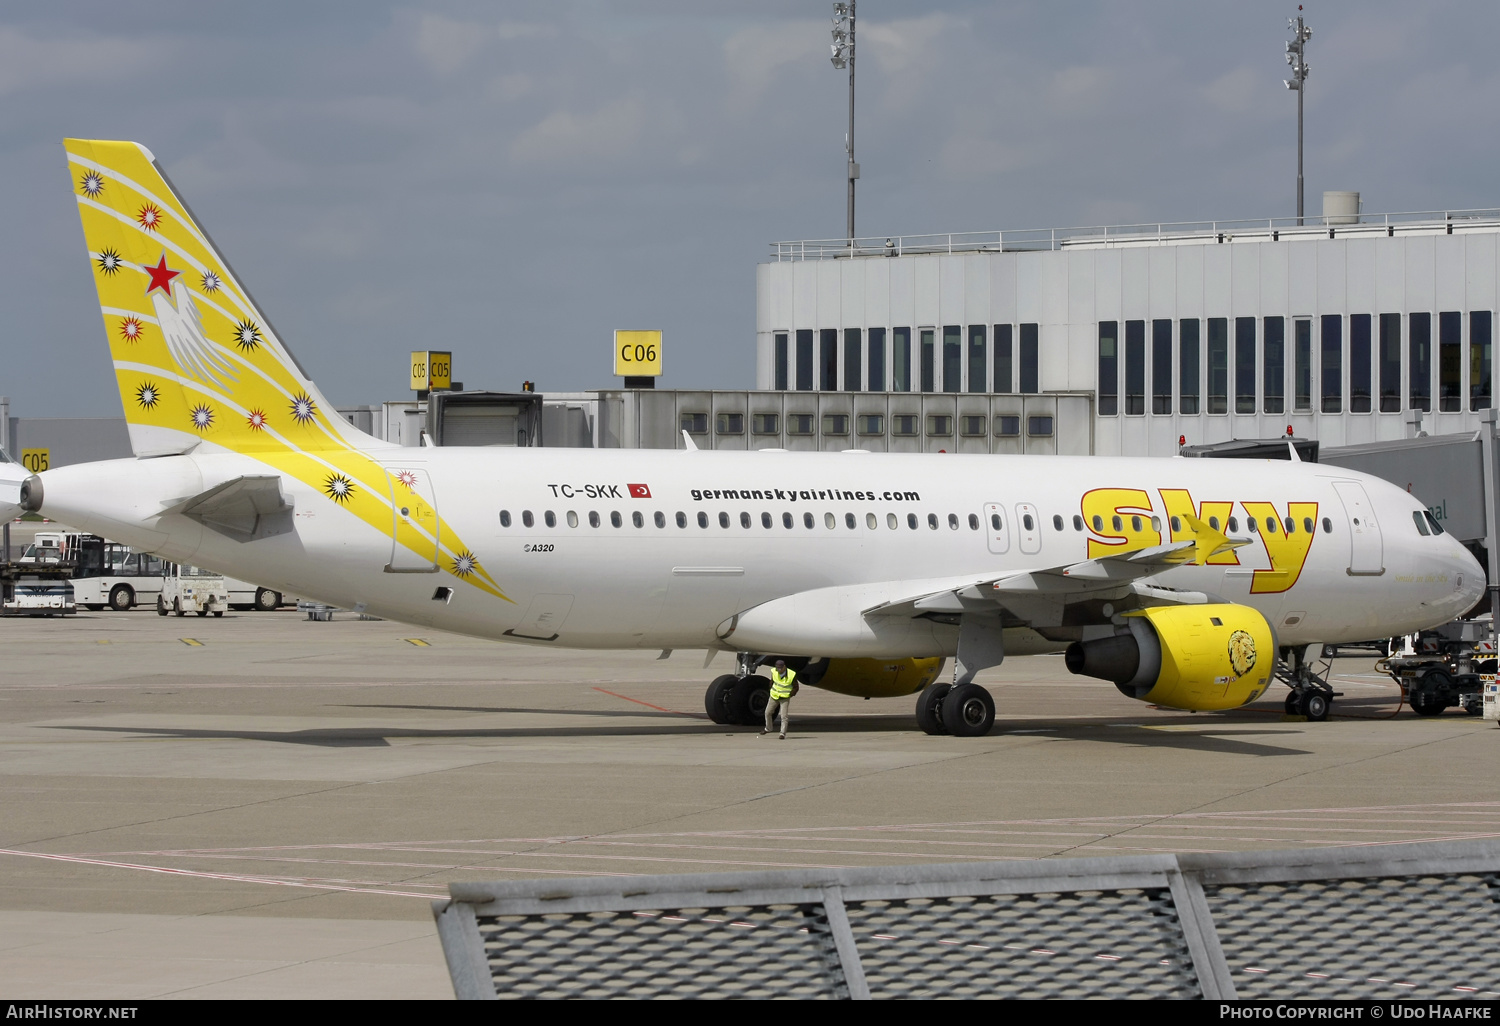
[150,282,238,388]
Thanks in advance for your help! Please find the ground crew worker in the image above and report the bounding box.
[761,659,796,739]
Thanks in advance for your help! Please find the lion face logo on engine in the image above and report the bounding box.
[1228,630,1257,678]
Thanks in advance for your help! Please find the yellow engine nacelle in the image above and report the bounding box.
[799,657,947,699]
[1064,603,1275,711]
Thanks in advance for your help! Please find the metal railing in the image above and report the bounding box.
[771,208,1500,260]
[433,837,1500,1000]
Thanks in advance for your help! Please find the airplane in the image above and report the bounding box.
[1,138,1484,736]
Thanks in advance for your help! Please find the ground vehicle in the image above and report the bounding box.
[1380,617,1492,716]
[67,536,168,610]
[2,576,75,616]
[17,531,64,565]
[157,565,230,617]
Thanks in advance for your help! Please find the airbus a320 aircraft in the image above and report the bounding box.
[0,139,1483,736]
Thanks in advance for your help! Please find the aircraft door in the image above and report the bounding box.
[984,503,1010,554]
[1332,481,1384,575]
[1015,503,1042,555]
[385,466,440,572]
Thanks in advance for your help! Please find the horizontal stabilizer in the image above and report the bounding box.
[161,475,292,542]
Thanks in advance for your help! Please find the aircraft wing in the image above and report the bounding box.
[864,523,1250,629]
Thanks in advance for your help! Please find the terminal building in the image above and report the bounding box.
[755,198,1500,457]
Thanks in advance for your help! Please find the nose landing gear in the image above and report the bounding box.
[1277,644,1339,721]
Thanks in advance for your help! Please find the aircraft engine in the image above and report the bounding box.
[791,656,946,699]
[1064,603,1274,711]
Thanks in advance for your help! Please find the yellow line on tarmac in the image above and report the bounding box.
[404,638,431,647]
[180,638,204,647]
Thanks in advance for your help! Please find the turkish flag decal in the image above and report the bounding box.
[628,483,651,499]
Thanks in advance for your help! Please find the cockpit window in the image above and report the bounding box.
[1424,511,1444,536]
[1412,511,1430,536]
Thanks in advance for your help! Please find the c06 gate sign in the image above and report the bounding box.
[614,330,662,377]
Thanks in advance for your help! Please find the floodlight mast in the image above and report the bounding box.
[831,2,857,245]
[1284,9,1312,226]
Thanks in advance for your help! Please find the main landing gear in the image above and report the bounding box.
[1276,644,1339,722]
[704,653,772,727]
[915,681,996,737]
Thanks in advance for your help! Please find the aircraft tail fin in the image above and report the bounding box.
[65,139,377,458]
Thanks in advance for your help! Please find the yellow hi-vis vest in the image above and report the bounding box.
[770,668,796,701]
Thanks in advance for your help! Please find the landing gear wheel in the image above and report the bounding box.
[941,683,996,737]
[1300,691,1330,722]
[915,681,953,736]
[705,674,738,725]
[108,585,134,612]
[253,588,281,612]
[1284,691,1301,716]
[736,675,772,727]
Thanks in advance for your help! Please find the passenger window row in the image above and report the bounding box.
[498,509,990,532]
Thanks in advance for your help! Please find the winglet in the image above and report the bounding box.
[1181,513,1243,565]
[1287,439,1301,462]
[682,429,699,451]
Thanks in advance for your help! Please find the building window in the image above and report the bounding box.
[1098,321,1118,416]
[844,328,862,392]
[1235,316,1256,414]
[1322,314,1343,414]
[1410,312,1431,412]
[920,329,936,391]
[968,325,986,394]
[943,326,961,392]
[715,412,744,435]
[1028,415,1054,437]
[751,413,779,434]
[960,415,986,436]
[1125,319,1145,415]
[892,414,918,436]
[995,415,1020,437]
[820,328,838,390]
[1152,319,1172,415]
[795,329,813,390]
[822,414,849,435]
[1439,311,1462,411]
[681,413,708,434]
[1180,319,1200,414]
[787,414,813,435]
[1349,313,1372,413]
[927,415,953,436]
[1264,317,1285,414]
[774,333,788,390]
[867,327,886,391]
[1378,313,1401,413]
[1472,311,1492,411]
[1207,318,1229,414]
[857,414,884,435]
[893,327,911,392]
[1020,323,1039,393]
[1294,318,1312,411]
[994,324,1013,392]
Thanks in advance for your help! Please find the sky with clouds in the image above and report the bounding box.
[4,1,1499,418]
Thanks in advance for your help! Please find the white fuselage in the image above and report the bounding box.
[35,447,1484,657]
